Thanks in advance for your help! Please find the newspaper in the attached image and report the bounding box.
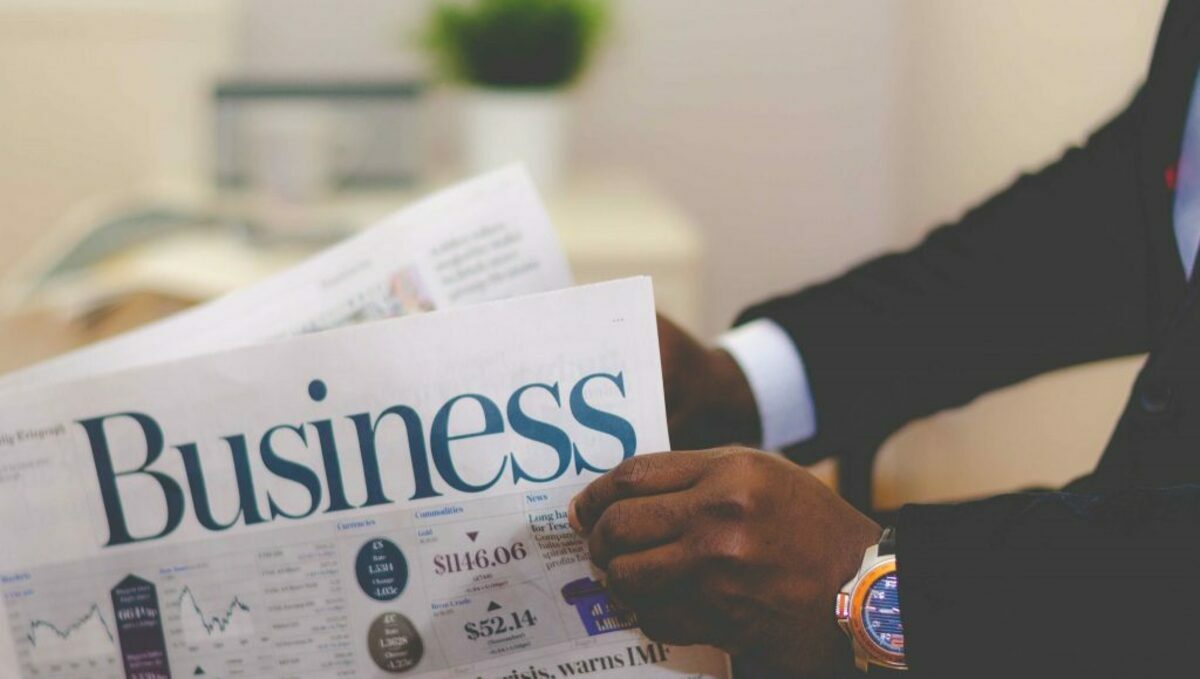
[0,278,730,679]
[0,165,572,392]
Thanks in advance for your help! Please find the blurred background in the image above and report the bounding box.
[0,0,1170,508]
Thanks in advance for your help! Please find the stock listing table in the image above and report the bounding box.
[1,481,715,678]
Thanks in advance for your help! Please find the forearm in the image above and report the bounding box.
[737,90,1153,458]
[896,485,1200,677]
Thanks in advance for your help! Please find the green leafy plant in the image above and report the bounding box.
[423,0,608,89]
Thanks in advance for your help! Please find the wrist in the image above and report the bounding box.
[836,527,906,672]
[836,520,885,587]
[716,319,817,450]
[830,520,885,630]
[708,348,762,444]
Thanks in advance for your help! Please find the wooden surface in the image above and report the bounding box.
[0,293,193,375]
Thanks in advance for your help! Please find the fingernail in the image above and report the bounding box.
[568,497,584,535]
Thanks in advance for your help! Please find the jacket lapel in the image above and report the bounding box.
[1140,1,1200,336]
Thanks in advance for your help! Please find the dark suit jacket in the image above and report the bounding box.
[738,3,1200,676]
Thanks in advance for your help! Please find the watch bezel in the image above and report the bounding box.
[847,558,906,670]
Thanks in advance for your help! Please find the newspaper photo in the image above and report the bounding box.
[0,165,572,392]
[0,278,731,679]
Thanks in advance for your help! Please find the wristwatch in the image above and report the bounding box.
[835,527,907,672]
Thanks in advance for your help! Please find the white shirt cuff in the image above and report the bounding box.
[717,319,818,451]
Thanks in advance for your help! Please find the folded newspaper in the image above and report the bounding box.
[0,166,572,391]
[0,170,730,678]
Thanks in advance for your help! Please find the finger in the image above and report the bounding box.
[604,542,696,607]
[570,452,709,534]
[635,603,712,647]
[587,492,691,569]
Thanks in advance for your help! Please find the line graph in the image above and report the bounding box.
[24,602,116,661]
[174,585,254,644]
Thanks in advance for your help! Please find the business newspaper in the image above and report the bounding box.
[0,165,572,392]
[0,278,731,679]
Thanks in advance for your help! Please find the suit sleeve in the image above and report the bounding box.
[736,90,1154,462]
[895,485,1200,677]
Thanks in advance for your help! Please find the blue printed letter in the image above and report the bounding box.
[79,413,185,547]
[430,394,508,493]
[569,372,637,474]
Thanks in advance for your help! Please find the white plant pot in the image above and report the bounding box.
[463,88,569,189]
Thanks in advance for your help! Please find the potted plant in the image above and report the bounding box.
[423,0,608,187]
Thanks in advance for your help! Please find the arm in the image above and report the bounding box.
[736,88,1154,460]
[898,485,1200,677]
[663,88,1154,458]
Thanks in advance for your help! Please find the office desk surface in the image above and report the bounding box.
[0,292,192,376]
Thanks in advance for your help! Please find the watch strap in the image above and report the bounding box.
[877,526,896,557]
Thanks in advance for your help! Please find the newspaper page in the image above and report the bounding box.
[0,278,731,679]
[0,165,572,392]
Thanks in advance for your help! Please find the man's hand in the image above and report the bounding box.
[658,315,761,449]
[569,448,882,677]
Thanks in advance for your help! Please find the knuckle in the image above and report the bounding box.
[587,527,609,567]
[705,491,756,521]
[697,528,755,566]
[711,449,761,480]
[716,450,778,487]
[573,499,592,527]
[605,560,638,599]
[573,491,598,527]
[701,574,743,604]
[648,499,680,531]
[595,504,629,547]
[716,535,754,565]
[724,448,767,471]
[610,457,651,493]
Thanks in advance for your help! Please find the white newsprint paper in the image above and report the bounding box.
[0,278,730,679]
[0,165,572,392]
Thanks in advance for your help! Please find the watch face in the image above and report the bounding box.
[862,572,904,655]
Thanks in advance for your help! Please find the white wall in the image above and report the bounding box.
[0,1,234,273]
[240,0,427,78]
[240,0,902,337]
[239,0,1166,331]
[572,0,901,334]
[892,0,1166,243]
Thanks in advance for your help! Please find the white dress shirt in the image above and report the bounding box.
[717,319,817,450]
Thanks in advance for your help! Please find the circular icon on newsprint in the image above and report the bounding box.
[356,538,409,602]
[368,612,424,673]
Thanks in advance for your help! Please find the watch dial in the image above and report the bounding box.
[862,572,904,655]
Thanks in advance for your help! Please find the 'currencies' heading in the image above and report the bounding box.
[78,371,637,547]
